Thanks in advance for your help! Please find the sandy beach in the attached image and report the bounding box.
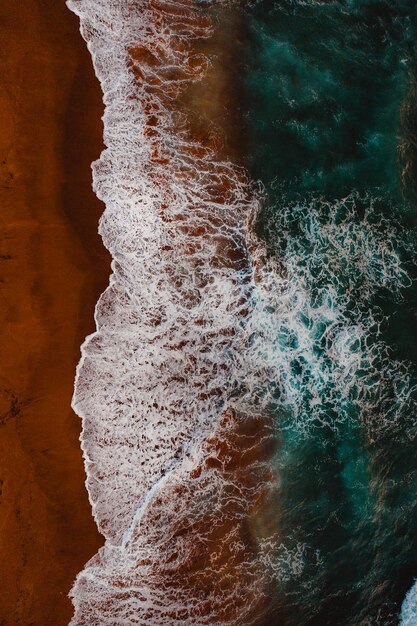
[0,0,109,623]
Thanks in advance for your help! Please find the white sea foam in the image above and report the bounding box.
[400,580,417,625]
[67,1,277,624]
[67,0,417,623]
[244,195,417,438]
[68,0,254,535]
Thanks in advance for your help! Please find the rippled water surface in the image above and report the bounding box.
[242,2,417,624]
[68,1,417,624]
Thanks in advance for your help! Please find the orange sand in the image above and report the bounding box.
[0,1,275,623]
[0,0,109,623]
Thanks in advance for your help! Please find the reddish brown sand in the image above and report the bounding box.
[0,0,109,623]
[0,1,275,623]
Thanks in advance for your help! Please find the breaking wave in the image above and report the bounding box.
[246,193,417,440]
[67,0,417,624]
[67,0,278,623]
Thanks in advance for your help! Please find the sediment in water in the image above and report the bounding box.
[67,1,278,624]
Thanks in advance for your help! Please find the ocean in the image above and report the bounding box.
[67,1,417,624]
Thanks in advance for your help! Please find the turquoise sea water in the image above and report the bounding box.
[67,1,417,623]
[240,1,417,624]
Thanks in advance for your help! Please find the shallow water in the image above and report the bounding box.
[68,1,417,624]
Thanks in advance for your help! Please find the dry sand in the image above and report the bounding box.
[0,0,109,623]
[0,1,273,623]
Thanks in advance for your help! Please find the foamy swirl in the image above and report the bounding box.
[67,1,417,623]
[67,0,275,624]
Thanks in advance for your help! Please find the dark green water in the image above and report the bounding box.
[240,1,417,624]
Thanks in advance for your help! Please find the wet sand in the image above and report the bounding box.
[120,3,277,623]
[0,0,109,623]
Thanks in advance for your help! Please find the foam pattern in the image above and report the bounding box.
[401,580,417,625]
[244,194,417,439]
[66,0,277,623]
[67,0,417,623]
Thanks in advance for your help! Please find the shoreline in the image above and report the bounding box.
[70,2,278,623]
[0,0,109,623]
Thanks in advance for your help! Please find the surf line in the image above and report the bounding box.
[68,1,277,624]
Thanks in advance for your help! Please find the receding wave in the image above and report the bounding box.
[67,0,278,623]
[67,0,417,624]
